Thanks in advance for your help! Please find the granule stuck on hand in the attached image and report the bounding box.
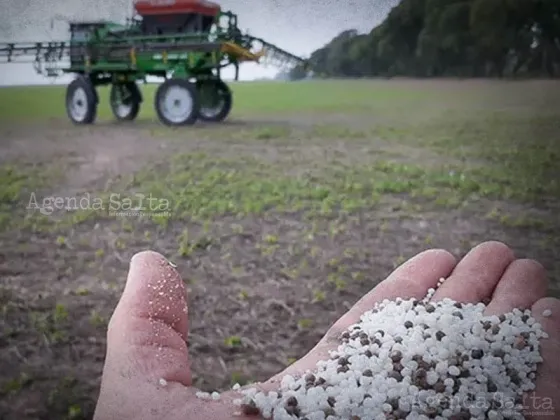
[195,391,211,400]
[237,287,548,420]
[542,309,552,317]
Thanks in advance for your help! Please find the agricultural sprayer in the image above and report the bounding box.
[0,0,308,126]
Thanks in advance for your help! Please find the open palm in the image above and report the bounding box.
[93,241,560,420]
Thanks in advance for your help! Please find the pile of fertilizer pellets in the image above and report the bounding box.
[227,278,551,420]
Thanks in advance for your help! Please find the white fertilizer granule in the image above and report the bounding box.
[196,391,211,400]
[158,378,167,387]
[542,309,552,318]
[235,291,549,420]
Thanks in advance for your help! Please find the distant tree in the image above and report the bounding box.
[299,0,560,79]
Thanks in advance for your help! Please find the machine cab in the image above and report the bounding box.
[68,21,107,64]
[133,0,220,35]
[69,21,107,42]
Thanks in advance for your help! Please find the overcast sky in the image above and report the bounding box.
[0,0,398,85]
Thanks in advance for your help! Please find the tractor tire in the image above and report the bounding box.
[65,76,98,125]
[110,82,141,121]
[154,79,199,126]
[197,79,232,122]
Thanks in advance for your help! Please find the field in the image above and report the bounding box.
[0,78,559,419]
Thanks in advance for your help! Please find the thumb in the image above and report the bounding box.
[103,250,191,386]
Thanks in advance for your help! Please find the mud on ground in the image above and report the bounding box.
[1,82,559,420]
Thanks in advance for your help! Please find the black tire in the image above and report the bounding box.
[65,76,97,124]
[154,79,199,126]
[197,79,232,122]
[110,82,141,121]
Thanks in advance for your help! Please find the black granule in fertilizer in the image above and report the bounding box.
[471,349,484,359]
[388,370,403,381]
[390,350,403,362]
[452,311,464,319]
[434,381,446,393]
[392,362,404,372]
[241,400,261,416]
[493,349,506,358]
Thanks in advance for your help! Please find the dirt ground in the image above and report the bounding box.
[1,82,559,420]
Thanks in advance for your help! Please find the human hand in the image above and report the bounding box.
[93,241,559,420]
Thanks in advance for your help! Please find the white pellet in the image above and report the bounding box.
[236,290,547,420]
[542,309,552,317]
[196,391,211,399]
[448,366,460,376]
[158,378,167,387]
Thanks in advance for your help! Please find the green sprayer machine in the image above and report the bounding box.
[0,0,308,126]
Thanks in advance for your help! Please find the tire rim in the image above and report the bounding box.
[160,85,193,123]
[199,85,226,118]
[200,97,225,118]
[115,103,133,119]
[69,87,88,122]
[112,85,135,119]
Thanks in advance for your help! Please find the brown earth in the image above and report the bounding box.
[0,82,559,420]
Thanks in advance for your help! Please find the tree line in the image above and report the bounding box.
[285,0,560,79]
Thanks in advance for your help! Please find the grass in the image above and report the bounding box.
[0,163,65,232]
[0,79,431,122]
[1,79,559,235]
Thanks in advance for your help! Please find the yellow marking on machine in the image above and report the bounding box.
[130,47,137,66]
[221,42,265,62]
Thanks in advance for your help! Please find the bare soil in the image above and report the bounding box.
[0,109,558,420]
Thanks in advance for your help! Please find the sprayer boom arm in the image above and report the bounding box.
[246,36,306,69]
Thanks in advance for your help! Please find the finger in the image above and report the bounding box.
[263,249,457,386]
[104,250,191,385]
[527,298,560,420]
[431,241,515,303]
[485,259,548,316]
